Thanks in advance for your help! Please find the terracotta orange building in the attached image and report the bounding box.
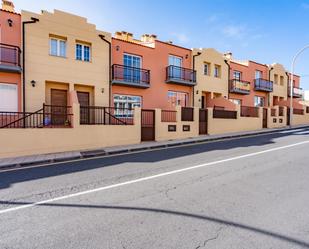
[111,32,195,110]
[0,0,21,112]
[228,57,272,107]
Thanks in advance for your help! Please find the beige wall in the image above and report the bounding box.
[292,108,309,126]
[193,48,229,108]
[269,63,288,106]
[0,104,141,158]
[155,106,199,141]
[22,10,111,111]
[267,106,287,129]
[207,106,263,135]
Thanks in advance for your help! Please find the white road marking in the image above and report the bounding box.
[0,140,309,215]
[295,131,309,135]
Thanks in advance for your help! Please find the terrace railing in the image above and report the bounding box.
[80,106,134,125]
[240,106,259,117]
[213,106,237,119]
[161,110,177,122]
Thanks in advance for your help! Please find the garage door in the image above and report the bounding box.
[0,83,18,112]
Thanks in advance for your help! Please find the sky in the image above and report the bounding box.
[13,0,309,90]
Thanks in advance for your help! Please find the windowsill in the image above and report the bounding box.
[49,54,67,59]
[76,59,92,63]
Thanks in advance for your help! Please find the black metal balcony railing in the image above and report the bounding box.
[112,64,150,88]
[166,65,196,85]
[229,79,250,95]
[288,86,304,98]
[0,43,21,70]
[254,78,273,92]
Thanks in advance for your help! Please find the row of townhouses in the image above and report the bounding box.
[0,1,308,158]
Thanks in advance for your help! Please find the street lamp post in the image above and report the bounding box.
[289,45,309,127]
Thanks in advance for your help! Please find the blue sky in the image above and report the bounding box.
[14,0,309,89]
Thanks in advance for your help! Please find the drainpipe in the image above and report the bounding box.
[286,71,290,107]
[224,59,231,100]
[22,17,39,126]
[268,67,274,107]
[192,52,201,107]
[99,34,112,107]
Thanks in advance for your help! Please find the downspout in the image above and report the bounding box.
[286,71,290,102]
[99,34,112,107]
[224,59,231,100]
[192,52,201,107]
[22,17,39,126]
[268,67,274,107]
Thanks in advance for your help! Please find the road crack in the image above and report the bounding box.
[195,227,223,249]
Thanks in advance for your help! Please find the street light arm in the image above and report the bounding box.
[289,44,309,127]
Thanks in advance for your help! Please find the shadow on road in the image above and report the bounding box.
[0,128,308,190]
[0,200,309,248]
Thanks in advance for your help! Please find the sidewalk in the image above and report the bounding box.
[1,125,308,170]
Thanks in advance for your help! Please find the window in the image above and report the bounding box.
[76,43,91,62]
[167,91,188,108]
[169,55,182,67]
[233,71,242,81]
[230,99,242,106]
[280,76,284,86]
[113,94,142,117]
[274,74,278,84]
[0,83,18,112]
[204,62,210,75]
[214,64,221,78]
[49,37,66,57]
[255,70,262,79]
[123,54,142,82]
[254,96,265,107]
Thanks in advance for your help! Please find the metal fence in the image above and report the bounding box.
[181,107,194,121]
[213,107,237,119]
[80,106,134,125]
[161,110,177,122]
[0,43,20,67]
[240,106,259,117]
[166,65,196,83]
[0,104,73,128]
[293,108,304,115]
[279,107,284,116]
[112,64,150,85]
[271,108,277,117]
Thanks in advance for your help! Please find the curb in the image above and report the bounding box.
[1,125,308,171]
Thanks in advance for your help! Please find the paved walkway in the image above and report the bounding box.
[1,125,308,169]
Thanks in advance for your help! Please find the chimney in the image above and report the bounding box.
[114,31,133,41]
[141,34,150,43]
[149,34,157,43]
[224,52,233,60]
[1,0,15,12]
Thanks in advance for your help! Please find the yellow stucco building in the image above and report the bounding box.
[22,10,111,112]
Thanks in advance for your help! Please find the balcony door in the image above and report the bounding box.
[169,55,182,79]
[123,54,141,83]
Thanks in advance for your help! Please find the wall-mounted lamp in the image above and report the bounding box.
[185,54,189,59]
[31,80,36,87]
[196,90,199,94]
[101,88,105,93]
[7,19,13,27]
[115,45,120,51]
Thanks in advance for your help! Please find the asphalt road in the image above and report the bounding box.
[1,128,309,249]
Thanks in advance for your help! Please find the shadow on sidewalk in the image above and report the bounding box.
[1,200,309,248]
[0,128,308,190]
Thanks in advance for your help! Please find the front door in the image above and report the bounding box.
[263,108,268,128]
[51,89,67,125]
[141,109,155,141]
[77,91,90,124]
[199,109,208,135]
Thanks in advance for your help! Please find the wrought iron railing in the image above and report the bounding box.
[166,65,196,83]
[0,104,73,128]
[279,107,284,116]
[161,110,177,122]
[213,106,237,119]
[271,108,277,117]
[293,108,304,115]
[80,106,134,125]
[229,79,250,94]
[240,106,259,117]
[112,64,150,85]
[254,78,273,92]
[0,43,21,67]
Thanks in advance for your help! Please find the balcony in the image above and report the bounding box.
[229,79,250,95]
[288,86,304,98]
[112,64,150,88]
[254,78,273,92]
[166,65,196,86]
[0,43,21,73]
